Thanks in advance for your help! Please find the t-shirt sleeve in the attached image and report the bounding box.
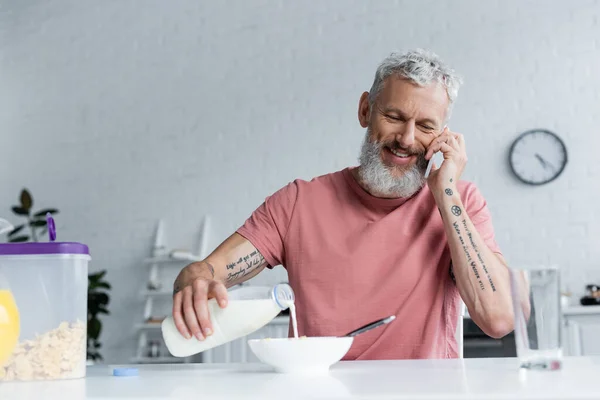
[462,183,502,255]
[236,182,298,268]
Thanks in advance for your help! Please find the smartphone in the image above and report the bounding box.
[424,126,448,179]
[424,151,443,178]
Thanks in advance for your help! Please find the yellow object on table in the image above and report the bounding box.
[0,290,20,368]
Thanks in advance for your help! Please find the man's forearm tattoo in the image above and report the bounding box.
[452,221,485,291]
[461,219,496,292]
[226,250,265,283]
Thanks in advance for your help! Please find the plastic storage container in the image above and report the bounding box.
[162,283,294,357]
[0,241,90,381]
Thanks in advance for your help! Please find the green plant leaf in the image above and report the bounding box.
[88,294,102,309]
[7,225,25,237]
[87,351,102,361]
[11,206,29,216]
[89,270,107,282]
[8,235,29,243]
[96,293,109,305]
[87,270,110,363]
[89,292,109,306]
[33,208,59,217]
[20,189,33,210]
[30,219,47,227]
[88,318,102,340]
[94,282,112,290]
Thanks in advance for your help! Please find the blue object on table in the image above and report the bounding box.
[113,367,139,377]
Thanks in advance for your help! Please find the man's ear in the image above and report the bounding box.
[358,92,370,128]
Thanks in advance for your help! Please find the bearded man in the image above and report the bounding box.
[172,49,513,360]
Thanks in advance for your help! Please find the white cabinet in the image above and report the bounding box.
[562,306,600,356]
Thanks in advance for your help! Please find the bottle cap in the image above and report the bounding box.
[272,283,295,309]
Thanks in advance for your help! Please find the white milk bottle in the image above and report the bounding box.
[162,283,295,357]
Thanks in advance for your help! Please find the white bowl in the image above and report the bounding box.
[247,337,353,374]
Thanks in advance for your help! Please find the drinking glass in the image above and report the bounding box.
[510,266,562,370]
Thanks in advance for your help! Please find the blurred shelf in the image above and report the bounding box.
[134,220,208,365]
[563,305,600,316]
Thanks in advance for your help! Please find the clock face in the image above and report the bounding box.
[509,129,567,185]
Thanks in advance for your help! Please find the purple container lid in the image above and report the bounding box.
[0,242,90,256]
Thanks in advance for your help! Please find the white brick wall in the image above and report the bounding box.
[1,0,599,363]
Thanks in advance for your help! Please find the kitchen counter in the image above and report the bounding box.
[1,357,600,399]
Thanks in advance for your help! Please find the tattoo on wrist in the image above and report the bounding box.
[173,262,216,296]
[445,188,453,196]
[451,205,462,216]
[206,262,215,278]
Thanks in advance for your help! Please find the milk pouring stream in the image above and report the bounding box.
[162,284,295,357]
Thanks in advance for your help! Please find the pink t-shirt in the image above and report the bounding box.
[237,167,501,360]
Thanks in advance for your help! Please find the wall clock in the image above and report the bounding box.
[509,129,567,185]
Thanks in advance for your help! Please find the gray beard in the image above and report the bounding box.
[357,130,428,198]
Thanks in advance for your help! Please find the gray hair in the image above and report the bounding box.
[367,49,463,115]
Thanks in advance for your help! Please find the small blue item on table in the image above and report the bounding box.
[112,367,139,377]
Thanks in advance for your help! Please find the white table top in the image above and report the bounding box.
[2,357,600,399]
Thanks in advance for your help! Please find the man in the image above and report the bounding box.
[172,49,513,360]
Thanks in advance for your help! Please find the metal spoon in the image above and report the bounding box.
[345,315,396,337]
